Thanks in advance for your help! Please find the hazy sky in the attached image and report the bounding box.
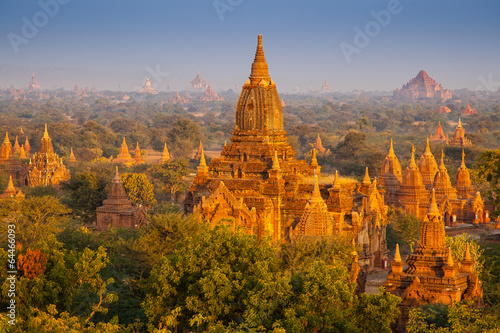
[1,0,499,92]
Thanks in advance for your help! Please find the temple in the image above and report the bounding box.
[393,70,452,101]
[438,106,451,114]
[96,167,147,229]
[448,119,472,146]
[190,71,209,90]
[384,190,482,331]
[159,143,170,164]
[113,138,134,166]
[28,73,41,92]
[171,91,189,104]
[136,76,158,95]
[26,124,71,187]
[430,121,447,143]
[379,140,484,225]
[0,176,24,200]
[184,35,389,267]
[69,148,77,163]
[314,134,331,155]
[321,80,331,92]
[201,84,223,101]
[462,102,477,115]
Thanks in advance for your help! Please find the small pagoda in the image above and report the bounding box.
[96,167,147,229]
[385,189,482,330]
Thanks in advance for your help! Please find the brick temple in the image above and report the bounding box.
[393,70,452,101]
[385,190,482,331]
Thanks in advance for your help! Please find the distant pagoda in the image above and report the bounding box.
[462,102,477,115]
[393,70,452,101]
[137,76,158,95]
[201,84,223,101]
[448,119,472,147]
[321,80,331,92]
[190,71,209,91]
[28,73,41,92]
[430,121,447,143]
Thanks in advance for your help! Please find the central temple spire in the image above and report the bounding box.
[249,34,271,85]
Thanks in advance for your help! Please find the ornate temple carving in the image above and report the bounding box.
[185,35,389,267]
[385,190,482,331]
[393,70,452,101]
[26,125,70,187]
[96,167,147,229]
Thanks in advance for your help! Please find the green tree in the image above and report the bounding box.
[120,173,156,208]
[387,208,421,252]
[475,150,500,217]
[61,166,113,223]
[149,159,190,202]
[0,196,71,247]
[143,226,290,332]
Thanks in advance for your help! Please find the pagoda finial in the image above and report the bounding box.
[389,138,395,156]
[352,238,358,256]
[461,149,466,167]
[438,149,446,170]
[309,172,323,203]
[464,243,472,261]
[425,138,431,153]
[3,132,9,144]
[114,166,120,179]
[43,124,50,139]
[410,143,416,167]
[394,244,402,262]
[310,148,318,166]
[333,170,341,188]
[363,167,371,185]
[199,147,207,167]
[273,150,280,169]
[427,189,440,216]
[446,248,454,266]
[458,118,462,127]
[249,34,270,85]
[5,176,16,194]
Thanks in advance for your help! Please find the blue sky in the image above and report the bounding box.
[0,0,499,92]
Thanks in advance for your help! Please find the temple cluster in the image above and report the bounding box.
[379,139,485,226]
